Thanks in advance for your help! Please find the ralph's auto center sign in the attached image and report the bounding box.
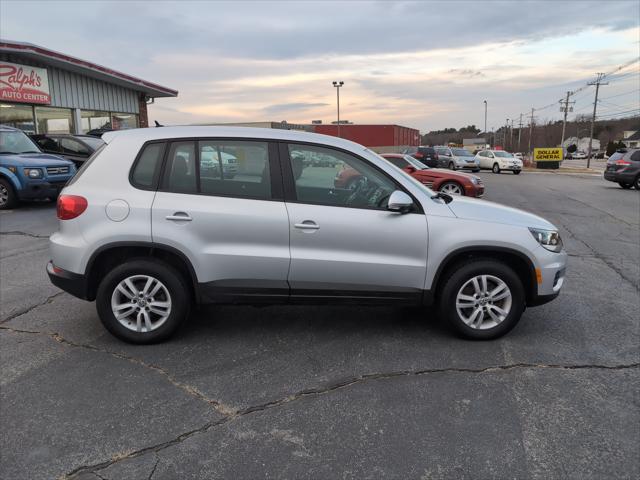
[0,61,51,104]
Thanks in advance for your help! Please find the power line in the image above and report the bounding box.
[599,88,640,101]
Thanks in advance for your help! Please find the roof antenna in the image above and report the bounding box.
[154,120,163,127]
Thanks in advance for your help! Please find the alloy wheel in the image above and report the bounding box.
[0,184,8,206]
[440,182,463,195]
[111,275,172,333]
[455,274,512,330]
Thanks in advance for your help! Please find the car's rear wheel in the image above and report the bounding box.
[0,178,17,210]
[472,169,480,173]
[634,175,640,190]
[492,163,501,174]
[448,162,455,170]
[618,182,632,189]
[439,181,464,196]
[438,259,525,339]
[96,259,190,344]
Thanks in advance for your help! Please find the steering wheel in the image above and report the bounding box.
[345,176,368,206]
[374,189,391,208]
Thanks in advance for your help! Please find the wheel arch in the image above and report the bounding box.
[427,246,537,306]
[85,242,199,302]
[0,168,21,191]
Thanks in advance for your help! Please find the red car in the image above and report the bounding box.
[334,154,484,197]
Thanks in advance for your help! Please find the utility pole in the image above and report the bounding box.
[527,108,535,156]
[517,113,523,152]
[559,90,575,151]
[505,118,509,149]
[587,73,607,168]
[509,119,514,151]
[332,81,344,138]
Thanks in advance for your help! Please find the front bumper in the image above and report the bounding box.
[529,248,567,306]
[47,261,90,300]
[18,178,69,200]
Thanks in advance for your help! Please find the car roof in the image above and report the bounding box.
[102,126,367,151]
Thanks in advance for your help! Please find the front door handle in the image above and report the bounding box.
[166,212,192,222]
[294,220,319,230]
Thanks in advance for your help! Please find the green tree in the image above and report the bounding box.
[567,144,577,153]
[605,141,616,157]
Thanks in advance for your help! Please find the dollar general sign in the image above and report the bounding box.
[534,148,563,161]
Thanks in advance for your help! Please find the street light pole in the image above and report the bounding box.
[332,81,344,138]
[483,100,487,146]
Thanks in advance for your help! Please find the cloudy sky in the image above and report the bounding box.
[2,0,638,132]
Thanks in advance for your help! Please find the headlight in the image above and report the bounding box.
[470,177,480,185]
[24,168,43,179]
[529,228,563,252]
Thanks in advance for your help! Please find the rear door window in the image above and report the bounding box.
[163,142,198,193]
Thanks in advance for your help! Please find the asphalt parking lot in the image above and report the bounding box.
[1,171,638,479]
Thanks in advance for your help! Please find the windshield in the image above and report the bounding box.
[405,155,429,169]
[494,151,514,158]
[0,130,41,154]
[80,136,106,150]
[452,148,474,157]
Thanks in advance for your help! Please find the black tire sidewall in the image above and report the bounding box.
[439,260,525,340]
[96,259,190,344]
[634,176,640,189]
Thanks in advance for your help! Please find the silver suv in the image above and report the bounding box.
[47,127,567,343]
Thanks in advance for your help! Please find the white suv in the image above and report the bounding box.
[476,150,523,174]
[48,127,566,343]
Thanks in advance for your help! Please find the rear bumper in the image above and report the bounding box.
[47,261,90,300]
[604,170,636,183]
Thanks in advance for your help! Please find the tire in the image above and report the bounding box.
[96,259,191,344]
[0,178,17,210]
[618,182,632,189]
[635,175,640,190]
[492,163,501,174]
[438,258,525,340]
[472,169,480,173]
[448,162,455,170]
[513,170,521,175]
[439,181,464,196]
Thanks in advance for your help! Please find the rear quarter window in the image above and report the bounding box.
[630,150,640,162]
[131,142,166,189]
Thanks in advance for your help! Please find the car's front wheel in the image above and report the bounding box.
[448,162,455,170]
[96,259,191,344]
[0,178,17,210]
[438,259,525,339]
[513,170,521,175]
[439,181,464,196]
[492,163,501,174]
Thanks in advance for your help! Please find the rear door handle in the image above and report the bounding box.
[166,212,192,222]
[294,220,320,230]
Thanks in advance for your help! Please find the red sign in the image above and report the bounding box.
[0,61,51,104]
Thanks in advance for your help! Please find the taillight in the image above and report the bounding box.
[57,195,87,220]
[615,159,631,166]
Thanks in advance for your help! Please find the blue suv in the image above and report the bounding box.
[0,125,76,209]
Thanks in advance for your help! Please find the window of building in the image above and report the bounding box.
[0,103,36,133]
[35,106,73,134]
[81,110,111,133]
[287,144,396,210]
[111,113,138,130]
[131,142,165,188]
[199,140,270,199]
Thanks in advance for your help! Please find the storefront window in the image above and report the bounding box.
[0,103,36,133]
[35,106,73,134]
[111,113,138,130]
[81,110,111,133]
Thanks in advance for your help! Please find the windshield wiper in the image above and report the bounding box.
[431,192,453,203]
[0,151,18,154]
[21,151,41,154]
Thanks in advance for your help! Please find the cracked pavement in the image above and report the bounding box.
[1,173,639,479]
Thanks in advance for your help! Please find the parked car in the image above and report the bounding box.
[434,146,481,171]
[604,148,640,189]
[402,146,443,168]
[200,146,238,178]
[570,151,587,160]
[87,127,113,137]
[476,150,523,174]
[378,153,484,197]
[47,126,566,343]
[0,125,76,209]
[31,134,105,168]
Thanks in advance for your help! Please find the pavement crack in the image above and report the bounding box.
[63,360,640,479]
[0,230,50,238]
[559,221,639,291]
[148,454,160,480]
[0,291,65,324]
[0,326,237,417]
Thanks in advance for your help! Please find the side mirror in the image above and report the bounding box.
[387,190,413,214]
[406,165,416,173]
